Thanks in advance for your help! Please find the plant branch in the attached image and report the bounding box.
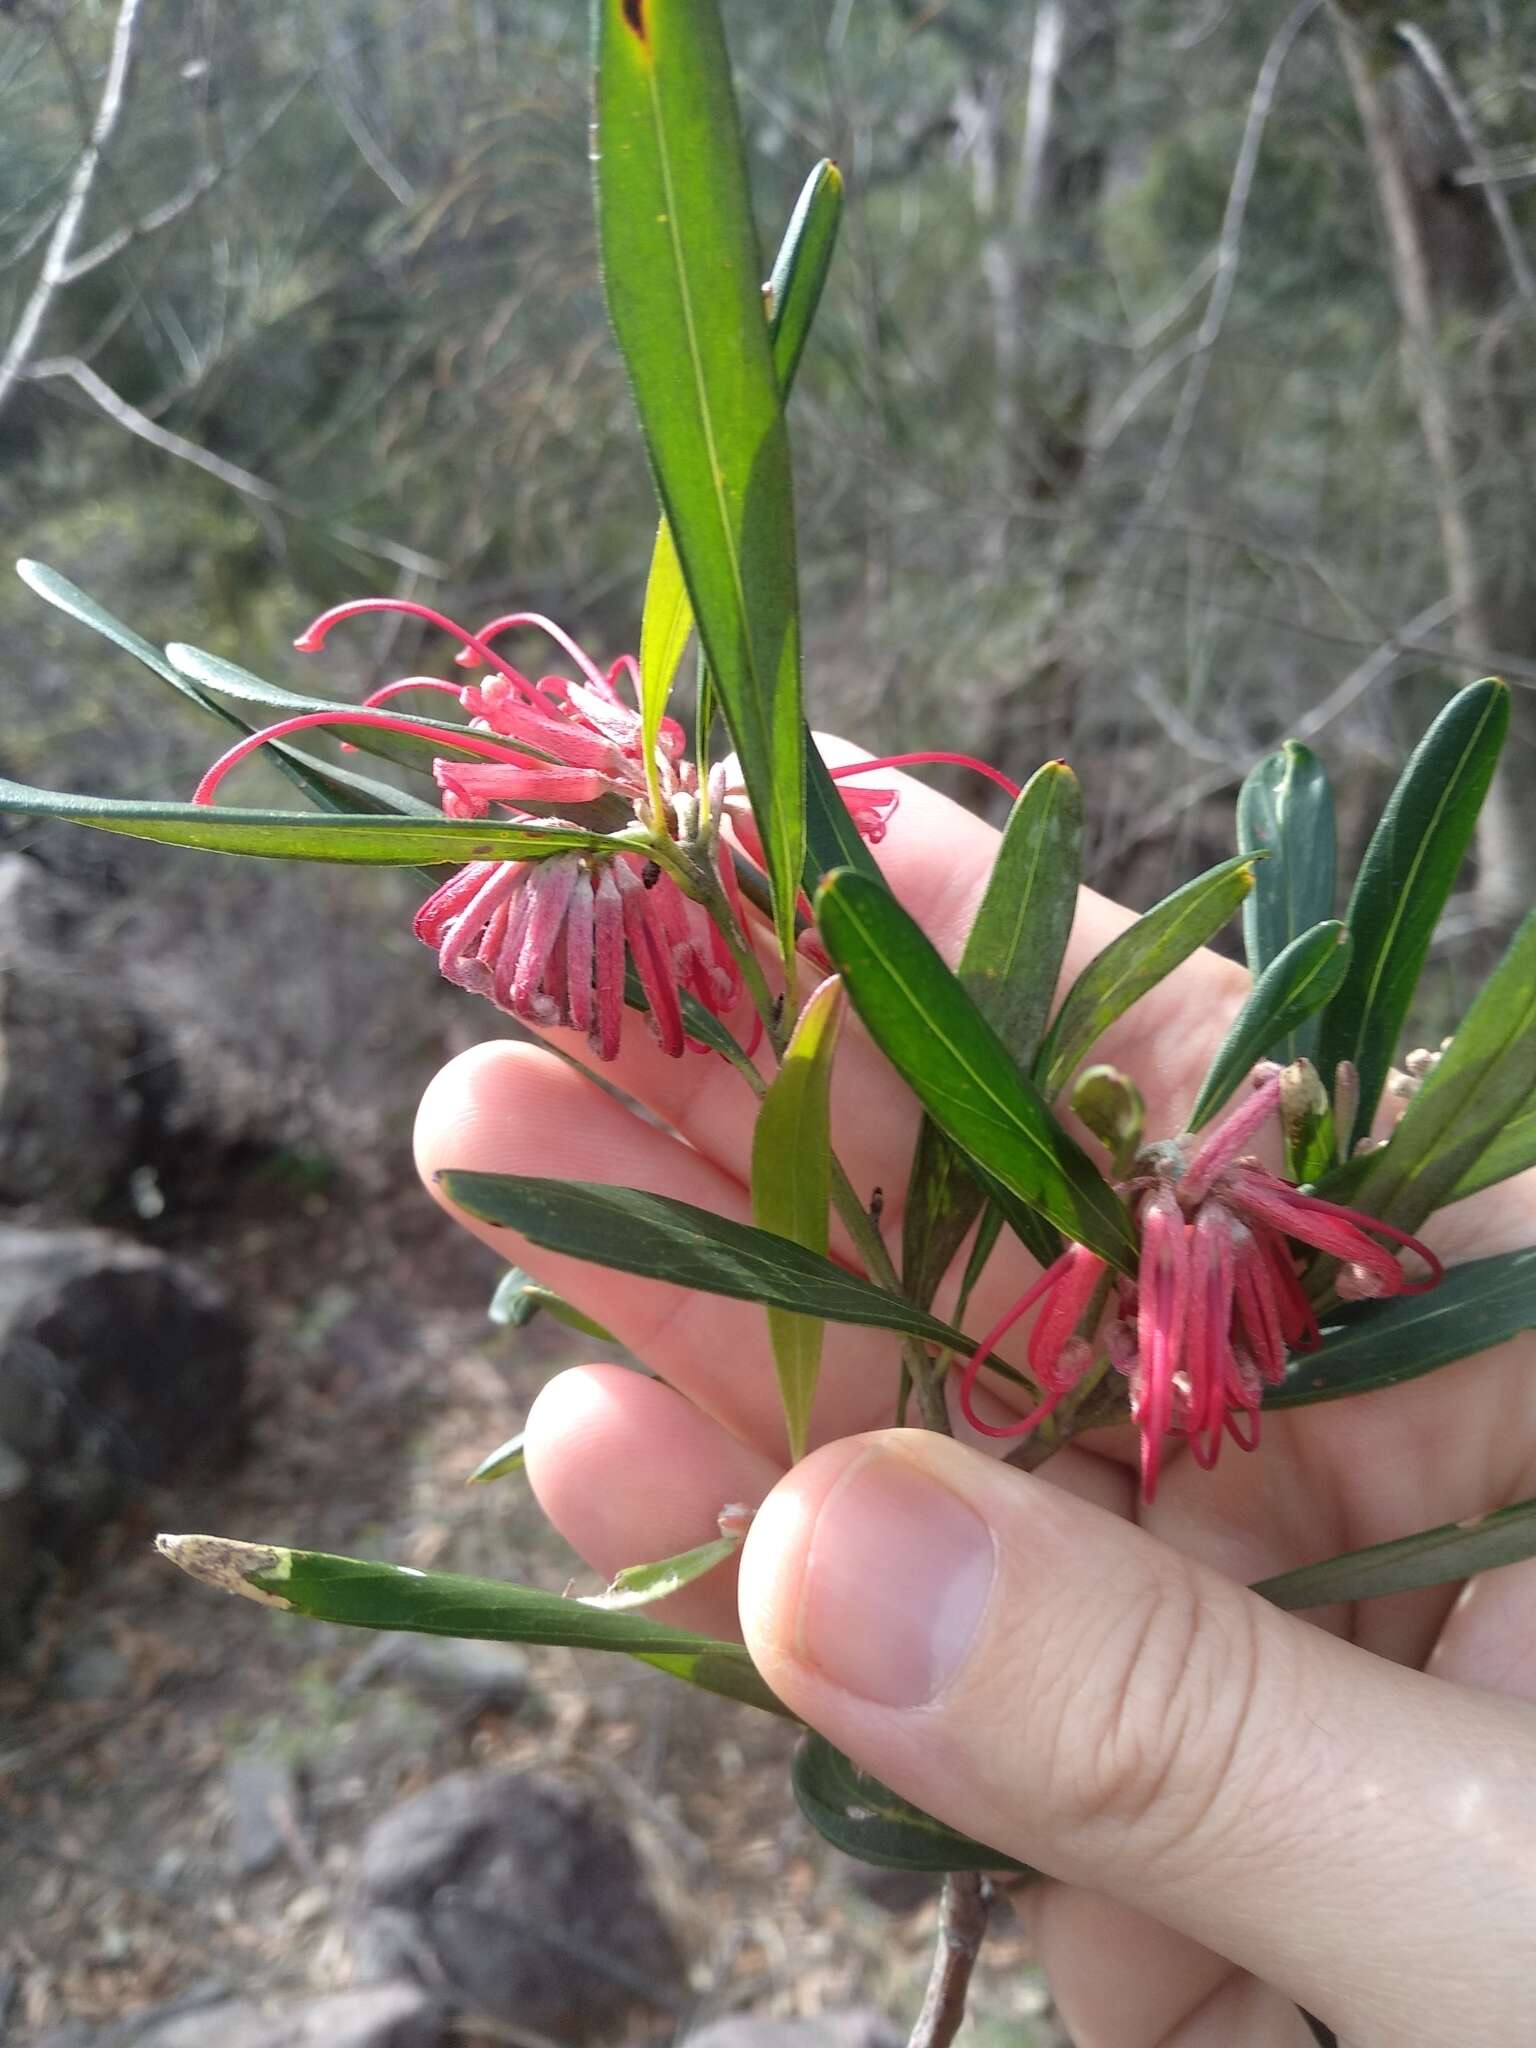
[908,1872,993,2048]
[0,0,144,423]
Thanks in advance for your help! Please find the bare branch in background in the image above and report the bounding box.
[1395,20,1536,306]
[26,355,446,579]
[0,0,144,422]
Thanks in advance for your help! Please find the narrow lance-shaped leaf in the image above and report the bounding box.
[814,870,1137,1272]
[156,1534,787,1717]
[1319,679,1509,1148]
[1035,852,1259,1102]
[793,1734,1034,1875]
[1187,922,1352,1130]
[489,1264,619,1342]
[595,0,805,968]
[467,1432,526,1485]
[751,976,845,1459]
[438,1172,1011,1356]
[1237,740,1335,1060]
[584,1527,743,1611]
[1253,1494,1536,1612]
[903,762,1082,1308]
[637,160,843,766]
[0,777,616,867]
[1339,907,1536,1234]
[1265,1247,1536,1408]
[1448,1099,1536,1204]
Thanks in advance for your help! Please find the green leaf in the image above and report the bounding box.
[1265,1247,1536,1408]
[792,1734,1034,1874]
[156,1534,787,1716]
[1187,922,1353,1130]
[902,763,1082,1308]
[0,776,616,866]
[814,870,1136,1273]
[751,976,845,1459]
[584,1530,741,1611]
[637,160,842,831]
[1340,909,1536,1234]
[1254,1494,1536,1611]
[488,1265,619,1342]
[1035,852,1259,1101]
[1236,741,1336,1061]
[595,0,805,968]
[1448,1101,1536,1203]
[467,1432,526,1484]
[437,1172,1002,1356]
[167,641,512,775]
[1318,680,1509,1147]
[804,742,882,892]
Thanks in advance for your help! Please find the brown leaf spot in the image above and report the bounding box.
[622,0,647,40]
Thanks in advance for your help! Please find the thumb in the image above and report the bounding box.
[738,1430,1536,2048]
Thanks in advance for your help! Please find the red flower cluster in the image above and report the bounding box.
[961,1069,1441,1498]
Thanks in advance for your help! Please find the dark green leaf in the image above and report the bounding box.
[1448,1101,1536,1203]
[1237,741,1336,1060]
[467,1432,526,1484]
[156,1534,786,1716]
[1254,1494,1536,1611]
[0,776,615,865]
[1318,680,1509,1147]
[902,764,1081,1307]
[804,741,882,892]
[595,0,805,967]
[751,976,844,1458]
[1341,909,1536,1233]
[815,871,1136,1272]
[438,1171,999,1354]
[1266,1248,1536,1408]
[793,1734,1033,1874]
[1187,923,1352,1130]
[1035,853,1259,1101]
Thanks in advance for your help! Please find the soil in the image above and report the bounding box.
[0,1153,1065,2047]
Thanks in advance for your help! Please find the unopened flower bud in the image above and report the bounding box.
[1071,1064,1145,1175]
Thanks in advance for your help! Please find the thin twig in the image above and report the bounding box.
[0,0,144,421]
[907,1871,994,2048]
[23,354,447,577]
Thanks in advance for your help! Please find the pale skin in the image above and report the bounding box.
[415,746,1536,2048]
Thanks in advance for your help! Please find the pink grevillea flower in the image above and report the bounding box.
[960,1068,1441,1500]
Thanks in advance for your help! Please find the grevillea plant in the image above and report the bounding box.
[7,6,1536,2046]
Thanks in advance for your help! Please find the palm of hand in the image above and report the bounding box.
[417,756,1536,2047]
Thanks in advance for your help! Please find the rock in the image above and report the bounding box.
[37,1983,442,2048]
[339,1633,531,1717]
[352,1769,685,2040]
[225,1745,300,1876]
[0,1225,247,1659]
[0,855,141,1214]
[679,2014,903,2048]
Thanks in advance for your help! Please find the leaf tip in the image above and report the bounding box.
[156,1533,293,1608]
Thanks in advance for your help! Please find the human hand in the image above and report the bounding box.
[416,749,1536,2048]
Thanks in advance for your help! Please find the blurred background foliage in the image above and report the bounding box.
[4,0,1536,929]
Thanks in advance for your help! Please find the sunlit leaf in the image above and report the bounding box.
[1266,1248,1536,1408]
[584,1530,742,1611]
[902,764,1081,1308]
[467,1432,526,1484]
[1035,853,1258,1101]
[438,1171,1005,1354]
[793,1733,1033,1874]
[1448,1100,1536,1204]
[815,871,1137,1273]
[0,776,615,866]
[751,976,845,1459]
[1339,909,1536,1233]
[1254,1494,1536,1610]
[1318,680,1508,1147]
[1187,922,1352,1130]
[595,0,805,967]
[156,1534,787,1716]
[1236,740,1335,1061]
